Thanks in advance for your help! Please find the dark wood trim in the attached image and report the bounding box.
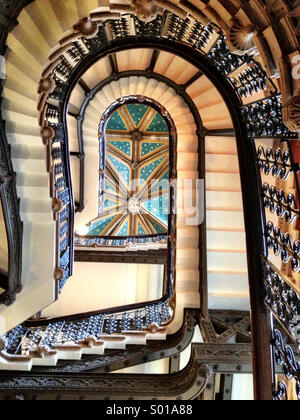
[218,374,233,400]
[68,111,79,119]
[0,0,33,54]
[31,309,198,374]
[78,79,91,96]
[199,131,207,318]
[0,346,211,400]
[169,354,181,373]
[182,70,203,90]
[206,128,236,137]
[25,294,170,327]
[0,269,7,290]
[147,49,160,72]
[108,53,118,75]
[70,151,85,159]
[75,249,167,265]
[0,119,23,306]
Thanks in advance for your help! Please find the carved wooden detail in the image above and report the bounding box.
[0,94,23,305]
[152,0,300,132]
[283,95,300,131]
[54,267,64,282]
[0,348,211,400]
[75,248,167,265]
[30,310,197,374]
[200,310,252,344]
[227,20,256,54]
[131,0,160,22]
[38,76,56,95]
[40,125,55,146]
[73,17,98,37]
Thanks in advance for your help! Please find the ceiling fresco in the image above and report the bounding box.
[85,102,170,237]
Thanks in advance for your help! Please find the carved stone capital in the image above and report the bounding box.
[73,17,98,38]
[29,345,54,359]
[283,95,300,132]
[54,267,64,282]
[41,125,55,145]
[198,363,213,381]
[227,19,256,54]
[186,315,197,331]
[0,345,210,400]
[38,76,56,95]
[0,291,16,306]
[147,322,160,334]
[265,0,291,19]
[52,198,63,214]
[131,0,160,22]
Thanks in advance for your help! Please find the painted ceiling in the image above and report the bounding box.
[85,102,170,237]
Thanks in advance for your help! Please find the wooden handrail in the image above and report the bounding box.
[25,294,172,327]
[0,129,23,307]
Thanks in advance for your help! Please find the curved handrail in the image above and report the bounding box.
[34,11,296,376]
[75,68,203,214]
[0,112,23,307]
[1,5,298,398]
[2,296,176,359]
[75,94,176,242]
[29,309,197,373]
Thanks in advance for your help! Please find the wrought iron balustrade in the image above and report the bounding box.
[0,299,174,362]
[41,119,74,297]
[272,328,300,400]
[75,233,168,248]
[2,4,297,398]
[0,186,22,306]
[262,182,299,224]
[255,139,300,400]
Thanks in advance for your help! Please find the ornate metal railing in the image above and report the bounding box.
[272,328,300,400]
[39,120,74,297]
[0,297,174,367]
[32,9,299,392]
[74,93,176,249]
[0,132,23,306]
[75,233,168,248]
[0,0,29,306]
[255,139,300,400]
[0,3,297,397]
[0,227,176,365]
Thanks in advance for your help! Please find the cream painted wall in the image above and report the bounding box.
[0,203,8,273]
[231,375,254,400]
[43,262,164,317]
[113,358,170,374]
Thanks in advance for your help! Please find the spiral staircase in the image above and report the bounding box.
[0,1,253,372]
[0,0,298,401]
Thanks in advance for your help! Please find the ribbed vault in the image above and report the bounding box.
[85,100,170,237]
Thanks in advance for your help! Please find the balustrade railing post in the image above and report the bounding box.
[235,135,274,400]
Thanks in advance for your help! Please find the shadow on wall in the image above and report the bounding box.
[42,262,164,317]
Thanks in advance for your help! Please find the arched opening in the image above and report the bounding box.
[78,95,176,239]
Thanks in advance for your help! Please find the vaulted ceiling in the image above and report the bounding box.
[84,102,170,237]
